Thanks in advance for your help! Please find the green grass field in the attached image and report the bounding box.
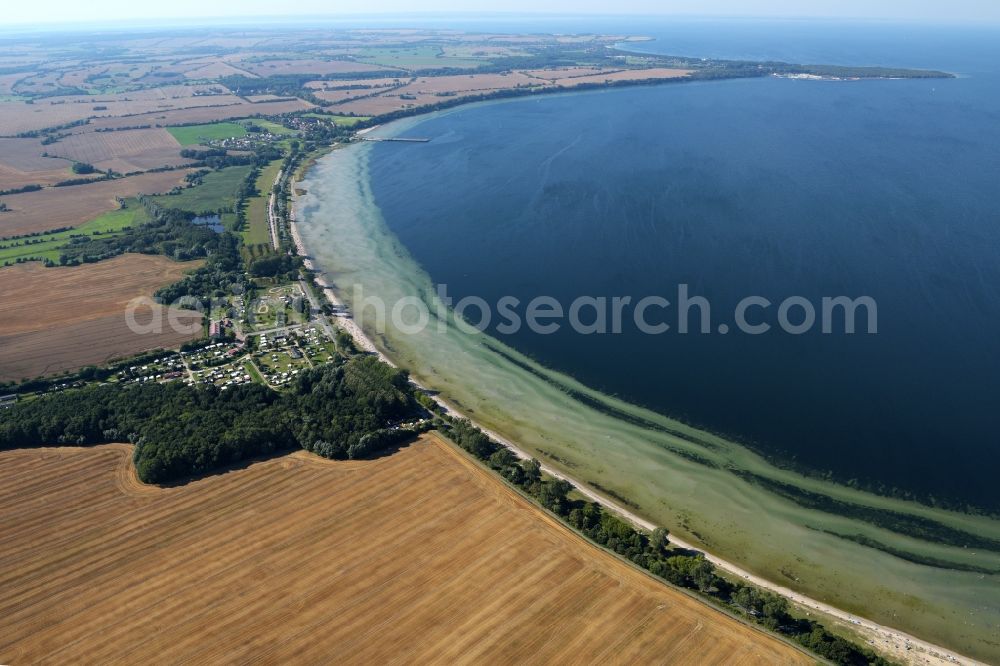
[248,119,296,136]
[243,160,282,246]
[0,200,146,265]
[357,46,486,70]
[219,211,239,232]
[167,122,248,146]
[149,165,252,214]
[244,361,265,384]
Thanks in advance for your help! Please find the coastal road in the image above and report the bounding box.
[297,278,342,344]
[267,169,283,250]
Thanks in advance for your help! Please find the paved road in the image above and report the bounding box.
[267,169,283,250]
[298,279,338,342]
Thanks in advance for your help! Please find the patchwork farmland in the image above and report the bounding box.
[323,67,692,116]
[0,170,191,237]
[46,128,189,173]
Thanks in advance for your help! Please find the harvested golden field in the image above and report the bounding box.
[0,308,201,381]
[313,88,383,104]
[46,86,226,104]
[403,72,546,94]
[0,253,199,335]
[0,100,95,136]
[330,68,692,116]
[0,170,191,237]
[555,68,693,86]
[0,138,73,189]
[0,91,244,135]
[521,66,613,80]
[83,98,314,132]
[46,128,186,173]
[306,76,409,90]
[182,61,257,79]
[0,73,24,95]
[0,254,202,381]
[71,84,231,102]
[0,164,75,191]
[243,94,297,103]
[0,435,809,664]
[329,95,422,116]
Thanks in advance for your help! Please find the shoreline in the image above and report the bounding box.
[287,133,981,666]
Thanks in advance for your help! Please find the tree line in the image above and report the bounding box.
[439,414,891,666]
[0,356,421,484]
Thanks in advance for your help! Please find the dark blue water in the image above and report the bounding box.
[370,20,1000,509]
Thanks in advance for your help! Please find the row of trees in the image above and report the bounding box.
[0,183,42,196]
[440,415,890,666]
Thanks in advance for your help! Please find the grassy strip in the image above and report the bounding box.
[0,202,146,265]
[149,165,253,215]
[303,113,373,127]
[167,122,247,146]
[244,361,265,384]
[249,119,297,136]
[357,45,486,70]
[243,160,282,246]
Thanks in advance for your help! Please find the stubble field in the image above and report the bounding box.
[0,254,203,381]
[46,128,187,173]
[0,170,191,237]
[326,68,693,116]
[0,138,74,189]
[81,98,314,132]
[0,434,808,664]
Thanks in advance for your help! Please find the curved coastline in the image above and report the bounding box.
[291,91,999,663]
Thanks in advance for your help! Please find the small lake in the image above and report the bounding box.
[191,214,224,233]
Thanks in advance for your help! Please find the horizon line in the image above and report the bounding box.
[2,12,998,34]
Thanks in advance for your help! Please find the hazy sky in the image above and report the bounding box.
[5,0,999,25]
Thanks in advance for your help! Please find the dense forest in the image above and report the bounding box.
[0,356,421,484]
